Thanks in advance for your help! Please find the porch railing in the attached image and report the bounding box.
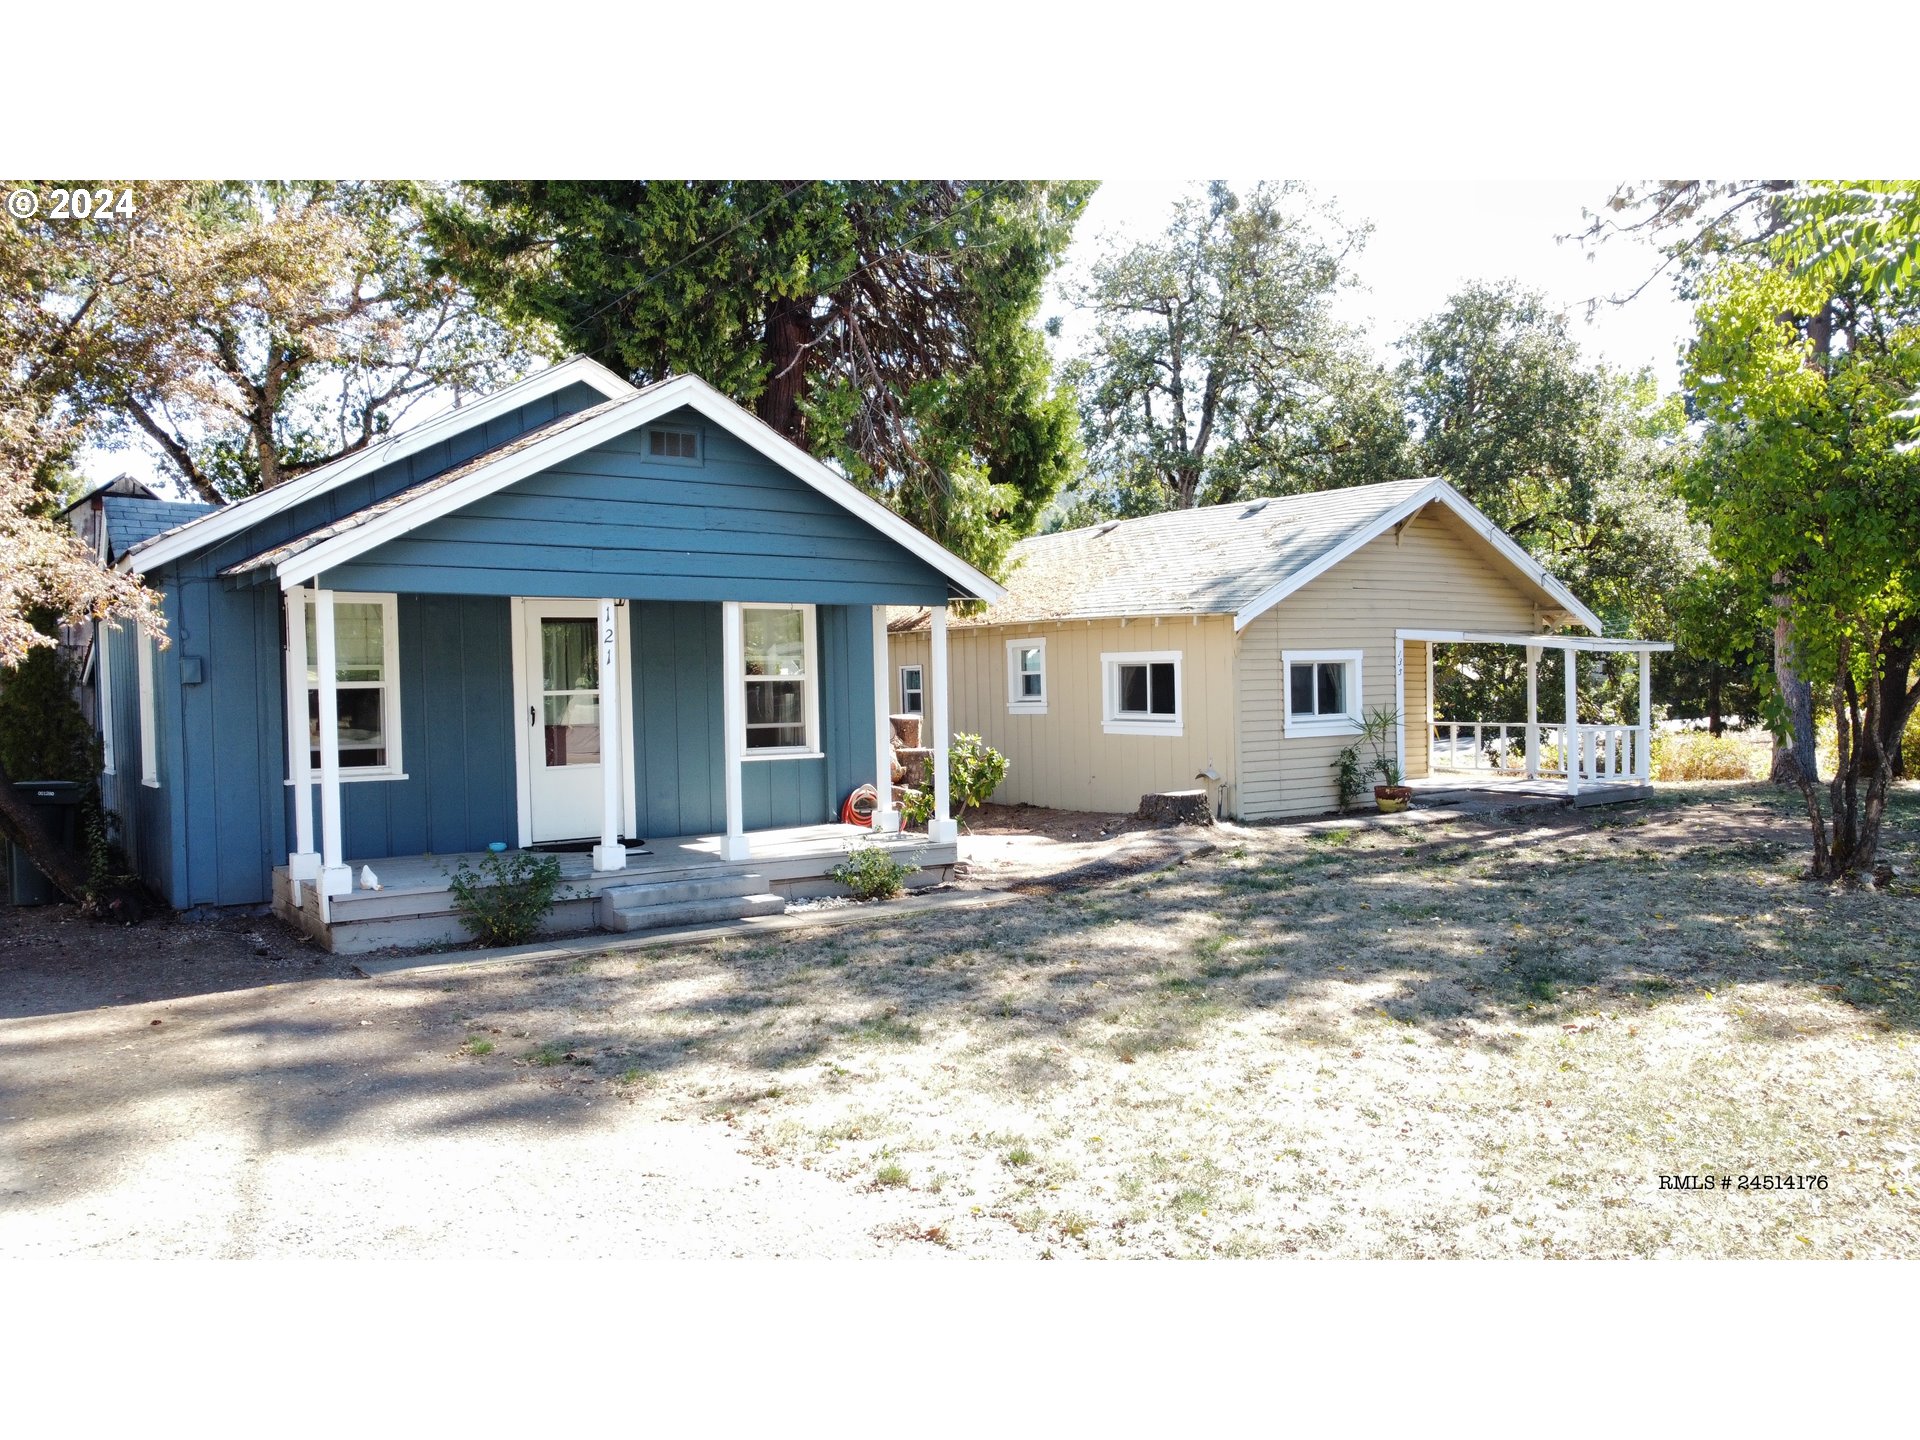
[1430,721,1650,785]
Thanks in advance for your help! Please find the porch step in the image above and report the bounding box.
[596,872,786,933]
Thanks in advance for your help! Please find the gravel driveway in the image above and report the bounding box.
[0,966,1016,1258]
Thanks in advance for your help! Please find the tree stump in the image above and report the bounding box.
[897,747,932,788]
[890,714,922,747]
[1138,789,1213,827]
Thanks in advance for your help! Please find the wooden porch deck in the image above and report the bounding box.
[273,823,956,955]
[1407,774,1654,807]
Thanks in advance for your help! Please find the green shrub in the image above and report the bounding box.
[448,849,567,946]
[896,785,934,829]
[1650,730,1768,781]
[948,732,1009,815]
[1904,707,1920,776]
[829,841,919,900]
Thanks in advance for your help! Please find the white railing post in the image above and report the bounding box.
[928,603,956,843]
[1525,645,1540,779]
[1639,650,1653,782]
[313,589,353,912]
[720,601,750,862]
[592,598,627,873]
[284,587,319,905]
[1563,647,1581,799]
[871,606,900,832]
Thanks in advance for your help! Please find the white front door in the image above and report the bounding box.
[522,601,607,842]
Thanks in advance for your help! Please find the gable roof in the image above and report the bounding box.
[226,371,1007,604]
[101,497,218,558]
[120,356,637,576]
[222,400,626,578]
[895,477,1600,634]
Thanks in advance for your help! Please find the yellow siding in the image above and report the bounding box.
[1403,639,1430,779]
[888,616,1238,815]
[1236,505,1543,819]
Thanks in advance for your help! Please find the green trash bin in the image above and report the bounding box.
[6,780,82,906]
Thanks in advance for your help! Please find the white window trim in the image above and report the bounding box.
[739,602,822,761]
[98,621,116,776]
[301,590,405,781]
[137,629,159,788]
[898,664,923,714]
[1281,648,1364,738]
[1005,637,1048,715]
[1100,649,1184,737]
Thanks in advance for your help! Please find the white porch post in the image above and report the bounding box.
[284,588,320,899]
[312,588,353,904]
[1638,649,1653,782]
[1563,645,1581,799]
[592,598,627,872]
[1524,645,1540,780]
[928,603,956,843]
[719,601,750,862]
[871,606,900,832]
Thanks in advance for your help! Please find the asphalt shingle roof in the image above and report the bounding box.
[102,497,218,557]
[220,399,628,577]
[896,477,1436,629]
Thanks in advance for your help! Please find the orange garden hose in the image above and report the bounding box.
[842,784,879,827]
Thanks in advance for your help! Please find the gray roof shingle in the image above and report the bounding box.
[102,497,218,557]
[898,477,1437,628]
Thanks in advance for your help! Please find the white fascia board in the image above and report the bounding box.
[1230,478,1605,636]
[1396,628,1673,653]
[279,373,1008,604]
[122,357,638,576]
[669,376,1007,603]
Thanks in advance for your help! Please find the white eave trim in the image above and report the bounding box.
[1229,478,1606,637]
[272,373,1007,604]
[1396,628,1673,653]
[119,357,638,576]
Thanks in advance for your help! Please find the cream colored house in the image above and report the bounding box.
[889,477,1671,821]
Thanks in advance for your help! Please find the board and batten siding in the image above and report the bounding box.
[890,615,1238,816]
[1236,504,1543,819]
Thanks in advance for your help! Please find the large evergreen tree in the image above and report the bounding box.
[425,181,1094,576]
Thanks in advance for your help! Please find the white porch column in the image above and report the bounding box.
[719,600,750,862]
[592,598,627,872]
[871,606,900,832]
[312,588,352,903]
[284,587,320,898]
[928,602,956,843]
[1563,645,1581,799]
[1638,649,1653,782]
[1524,645,1541,780]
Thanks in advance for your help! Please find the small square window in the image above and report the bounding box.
[899,665,923,714]
[1281,651,1363,737]
[1101,650,1182,735]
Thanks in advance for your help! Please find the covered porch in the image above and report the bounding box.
[276,586,969,941]
[1397,629,1675,805]
[273,821,956,955]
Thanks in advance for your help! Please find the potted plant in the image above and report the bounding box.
[1333,707,1410,813]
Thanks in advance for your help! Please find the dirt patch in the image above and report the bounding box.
[0,902,354,1020]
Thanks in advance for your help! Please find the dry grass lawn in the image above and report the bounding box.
[426,782,1920,1258]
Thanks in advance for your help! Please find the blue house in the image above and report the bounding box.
[98,359,995,951]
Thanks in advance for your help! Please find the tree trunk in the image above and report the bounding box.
[1708,670,1723,737]
[1882,653,1911,779]
[757,296,813,442]
[1770,587,1818,784]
